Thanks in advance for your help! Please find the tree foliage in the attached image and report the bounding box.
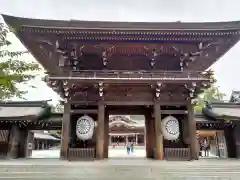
[50,103,63,113]
[195,82,225,112]
[0,23,40,100]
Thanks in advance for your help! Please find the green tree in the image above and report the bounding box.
[50,103,63,113]
[0,23,40,100]
[195,84,225,112]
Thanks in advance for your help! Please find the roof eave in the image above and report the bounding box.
[3,14,240,31]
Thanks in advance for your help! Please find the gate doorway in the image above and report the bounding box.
[30,130,61,159]
[108,115,146,158]
[105,106,148,159]
[197,130,227,158]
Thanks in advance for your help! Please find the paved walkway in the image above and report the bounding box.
[31,146,146,159]
[31,146,217,159]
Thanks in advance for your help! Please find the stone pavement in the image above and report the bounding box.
[0,158,239,180]
[31,146,147,158]
[15,147,238,179]
[32,146,217,159]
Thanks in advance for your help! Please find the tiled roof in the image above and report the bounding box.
[0,101,51,120]
[210,108,240,119]
[203,102,240,120]
[109,120,144,128]
[0,107,44,118]
[34,132,60,141]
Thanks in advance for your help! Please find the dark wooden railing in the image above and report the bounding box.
[70,70,209,80]
[49,70,211,81]
[164,148,190,160]
[68,148,95,160]
[0,143,8,158]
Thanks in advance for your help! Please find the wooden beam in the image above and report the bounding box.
[69,101,98,105]
[105,101,153,106]
[161,110,187,114]
[60,102,71,160]
[70,109,98,114]
[107,107,147,115]
[69,100,187,106]
[49,77,209,84]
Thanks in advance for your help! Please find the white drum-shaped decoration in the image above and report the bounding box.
[162,116,180,140]
[76,115,96,141]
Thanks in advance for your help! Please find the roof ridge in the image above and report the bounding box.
[0,100,51,107]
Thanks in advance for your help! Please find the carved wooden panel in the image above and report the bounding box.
[159,93,187,101]
[105,92,153,101]
[59,41,202,71]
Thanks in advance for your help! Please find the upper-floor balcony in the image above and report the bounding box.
[48,70,212,84]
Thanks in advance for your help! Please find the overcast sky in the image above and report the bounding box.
[1,0,240,103]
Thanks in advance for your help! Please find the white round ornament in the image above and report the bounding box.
[76,115,97,140]
[161,116,180,140]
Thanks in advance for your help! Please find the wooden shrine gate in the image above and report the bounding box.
[3,14,240,161]
[59,101,198,161]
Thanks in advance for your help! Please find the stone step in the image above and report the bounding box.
[0,165,239,179]
[1,165,240,171]
[0,172,238,180]
[0,174,238,180]
[0,159,239,179]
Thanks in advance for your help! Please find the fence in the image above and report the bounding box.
[68,148,95,160]
[164,148,190,160]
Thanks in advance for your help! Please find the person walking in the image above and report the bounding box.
[126,142,130,154]
[203,138,209,157]
[130,142,134,153]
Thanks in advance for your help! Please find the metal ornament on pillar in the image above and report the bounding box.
[76,115,97,141]
[162,116,180,140]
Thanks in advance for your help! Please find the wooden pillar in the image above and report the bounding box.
[27,131,34,157]
[19,129,30,158]
[187,100,198,160]
[8,125,20,158]
[145,112,155,158]
[37,140,40,150]
[154,101,164,160]
[103,111,109,158]
[60,102,71,160]
[35,140,38,150]
[135,134,138,145]
[109,135,111,146]
[96,102,105,159]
